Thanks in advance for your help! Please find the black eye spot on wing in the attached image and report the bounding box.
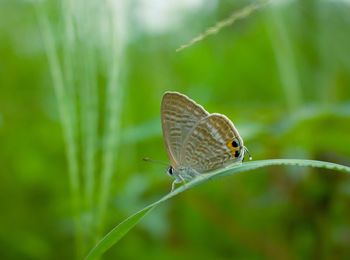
[232,140,239,148]
[234,150,240,158]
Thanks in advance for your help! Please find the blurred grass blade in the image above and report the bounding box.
[85,159,350,260]
[34,1,83,256]
[96,1,128,237]
[266,7,302,112]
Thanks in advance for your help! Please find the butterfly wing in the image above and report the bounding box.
[180,113,244,173]
[161,92,209,168]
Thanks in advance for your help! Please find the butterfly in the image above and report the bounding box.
[155,91,251,192]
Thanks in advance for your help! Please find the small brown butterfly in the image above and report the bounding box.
[160,91,251,191]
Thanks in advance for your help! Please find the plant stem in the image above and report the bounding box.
[176,0,271,52]
[96,0,127,237]
[267,6,302,112]
[34,1,83,258]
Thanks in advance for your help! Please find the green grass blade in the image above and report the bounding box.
[86,206,154,260]
[34,1,83,257]
[85,159,350,259]
[266,7,302,112]
[96,2,127,237]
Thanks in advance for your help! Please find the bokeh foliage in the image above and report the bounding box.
[0,0,350,259]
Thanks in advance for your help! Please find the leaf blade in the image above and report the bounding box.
[85,206,154,260]
[86,159,350,259]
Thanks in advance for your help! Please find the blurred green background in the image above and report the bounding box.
[1,0,350,259]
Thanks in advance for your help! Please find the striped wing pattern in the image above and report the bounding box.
[161,92,209,168]
[180,113,243,173]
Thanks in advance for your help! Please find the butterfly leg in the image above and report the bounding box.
[178,175,188,189]
[171,176,187,192]
[171,180,177,192]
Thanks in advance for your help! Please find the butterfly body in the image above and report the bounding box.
[166,165,199,191]
[161,91,250,191]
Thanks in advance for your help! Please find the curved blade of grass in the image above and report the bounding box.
[85,159,350,260]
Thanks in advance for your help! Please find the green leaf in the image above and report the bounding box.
[85,159,350,260]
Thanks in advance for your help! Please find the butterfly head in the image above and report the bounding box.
[166,166,183,187]
[166,166,175,177]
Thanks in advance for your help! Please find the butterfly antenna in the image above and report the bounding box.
[244,146,252,160]
[142,157,169,166]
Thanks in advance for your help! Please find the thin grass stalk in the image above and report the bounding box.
[34,1,83,258]
[83,3,98,215]
[266,6,302,112]
[60,0,87,255]
[96,1,126,236]
[176,0,271,52]
[78,0,98,216]
[314,1,335,107]
[61,0,78,131]
[78,0,99,246]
